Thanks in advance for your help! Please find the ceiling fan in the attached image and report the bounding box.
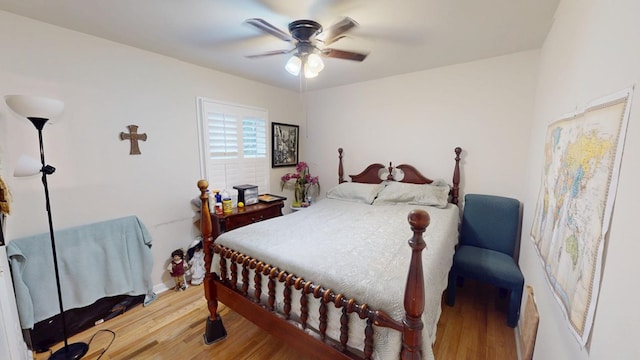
[244,17,369,78]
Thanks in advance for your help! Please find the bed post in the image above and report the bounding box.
[451,147,462,205]
[197,180,227,344]
[401,209,430,360]
[338,148,345,183]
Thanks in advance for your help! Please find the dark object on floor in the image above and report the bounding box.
[446,193,524,328]
[204,314,227,345]
[25,294,145,353]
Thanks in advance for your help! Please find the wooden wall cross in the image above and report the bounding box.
[120,125,147,155]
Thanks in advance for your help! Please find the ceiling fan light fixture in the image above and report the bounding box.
[247,17,367,81]
[285,55,301,76]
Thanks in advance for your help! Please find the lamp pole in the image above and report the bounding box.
[29,117,87,360]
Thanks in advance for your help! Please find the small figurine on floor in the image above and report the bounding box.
[187,240,205,286]
[167,248,188,291]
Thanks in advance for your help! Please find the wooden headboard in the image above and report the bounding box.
[337,147,462,204]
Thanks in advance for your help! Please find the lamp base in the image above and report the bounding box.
[49,342,89,360]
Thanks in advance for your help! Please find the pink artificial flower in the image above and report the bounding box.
[281,161,320,195]
[296,162,308,173]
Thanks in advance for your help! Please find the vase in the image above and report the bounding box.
[293,183,306,207]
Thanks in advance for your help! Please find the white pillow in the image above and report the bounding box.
[326,182,386,205]
[372,181,450,208]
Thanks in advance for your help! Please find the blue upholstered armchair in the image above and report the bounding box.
[446,194,524,327]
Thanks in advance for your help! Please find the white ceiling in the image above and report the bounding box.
[0,0,560,92]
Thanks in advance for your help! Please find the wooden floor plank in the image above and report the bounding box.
[436,279,518,360]
[34,279,516,359]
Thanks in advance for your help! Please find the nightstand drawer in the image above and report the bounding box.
[226,205,280,228]
[211,200,284,238]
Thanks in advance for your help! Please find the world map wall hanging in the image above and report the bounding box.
[530,87,633,346]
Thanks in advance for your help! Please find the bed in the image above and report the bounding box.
[197,147,462,359]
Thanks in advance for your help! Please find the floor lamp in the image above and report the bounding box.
[5,95,89,360]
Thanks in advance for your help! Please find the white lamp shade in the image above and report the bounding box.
[285,55,302,76]
[306,53,324,73]
[304,65,319,78]
[14,155,42,177]
[5,95,64,121]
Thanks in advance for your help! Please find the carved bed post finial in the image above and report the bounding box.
[387,162,394,181]
[338,148,344,183]
[452,147,462,205]
[197,180,227,344]
[401,209,430,360]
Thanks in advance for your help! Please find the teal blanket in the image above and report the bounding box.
[7,215,154,329]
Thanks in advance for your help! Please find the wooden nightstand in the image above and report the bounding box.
[210,200,284,239]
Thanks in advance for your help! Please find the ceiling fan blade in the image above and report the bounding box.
[322,48,368,62]
[323,35,347,46]
[318,17,358,46]
[245,49,293,59]
[245,18,293,42]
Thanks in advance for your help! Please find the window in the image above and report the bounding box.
[197,98,268,200]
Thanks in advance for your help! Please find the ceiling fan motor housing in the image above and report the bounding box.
[288,20,322,42]
[245,17,367,63]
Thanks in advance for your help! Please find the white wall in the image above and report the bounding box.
[4,1,638,358]
[521,0,640,359]
[0,11,303,293]
[304,50,540,203]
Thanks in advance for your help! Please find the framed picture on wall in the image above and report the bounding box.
[272,122,299,167]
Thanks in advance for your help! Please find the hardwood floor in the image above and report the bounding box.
[434,280,519,359]
[34,279,517,360]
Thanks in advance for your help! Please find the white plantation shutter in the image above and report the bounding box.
[243,117,267,158]
[197,98,269,199]
[208,112,238,159]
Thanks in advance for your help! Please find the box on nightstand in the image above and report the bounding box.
[233,184,259,205]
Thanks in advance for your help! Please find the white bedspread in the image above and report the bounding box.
[215,198,459,360]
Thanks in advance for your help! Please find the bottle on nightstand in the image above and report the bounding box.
[212,189,223,215]
[221,189,232,214]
